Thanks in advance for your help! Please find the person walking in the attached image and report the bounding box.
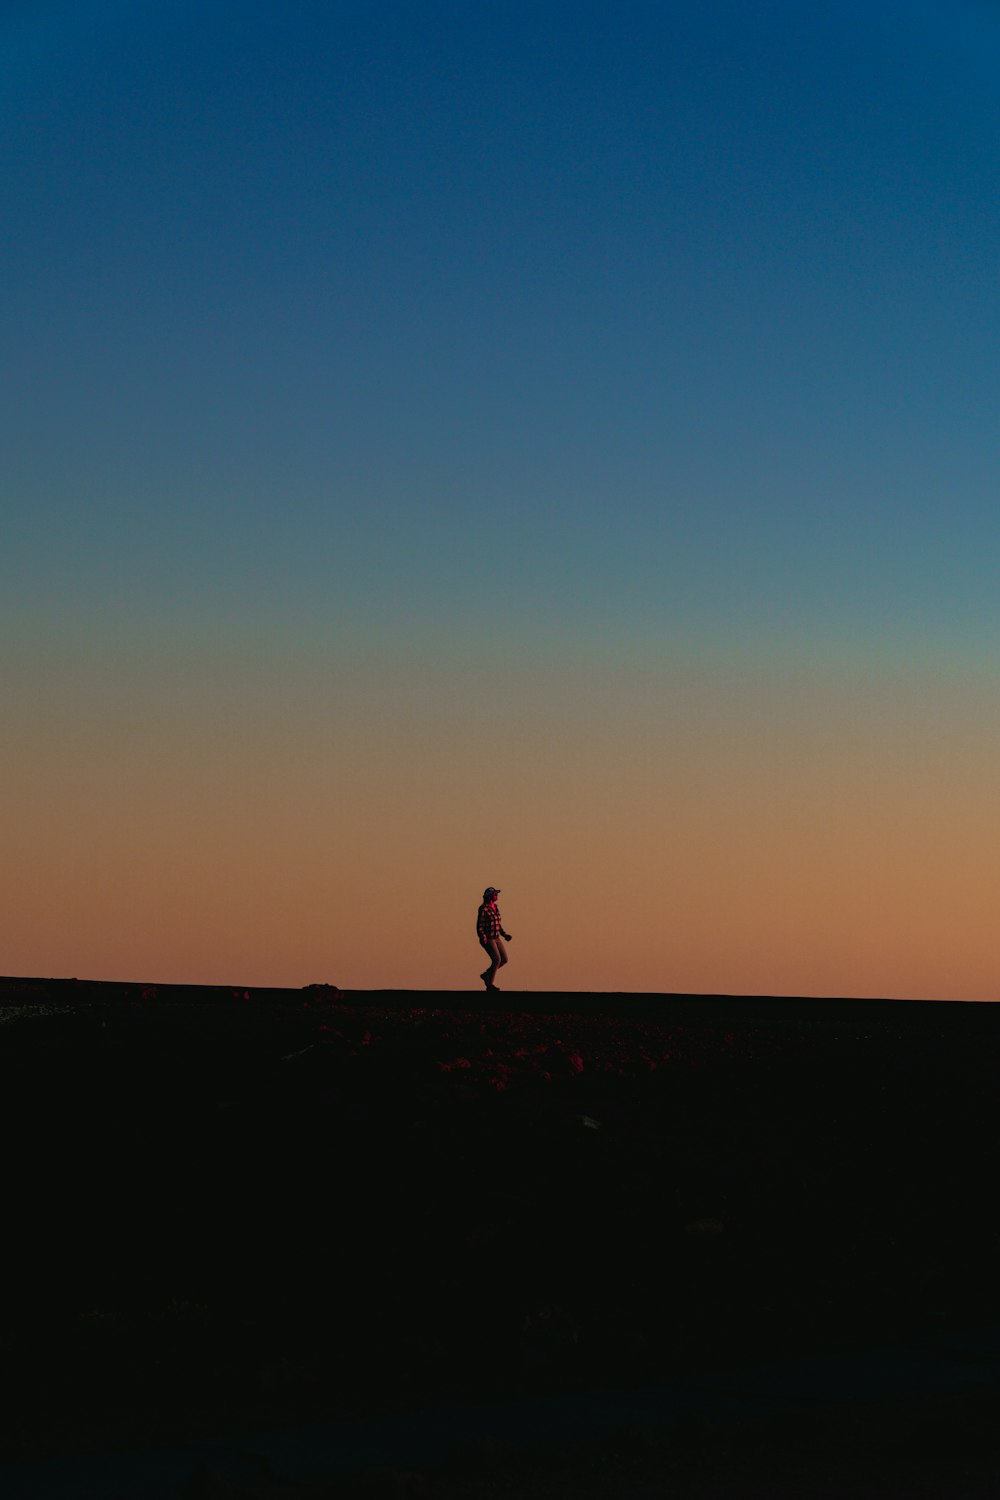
[477,886,511,990]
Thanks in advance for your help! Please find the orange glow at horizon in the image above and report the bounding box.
[4,641,1000,1001]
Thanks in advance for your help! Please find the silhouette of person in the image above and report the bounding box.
[477,886,511,990]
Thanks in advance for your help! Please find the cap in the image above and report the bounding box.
[483,887,500,900]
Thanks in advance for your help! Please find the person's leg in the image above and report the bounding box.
[494,938,508,971]
[480,938,501,987]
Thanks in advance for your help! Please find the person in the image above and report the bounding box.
[477,886,512,990]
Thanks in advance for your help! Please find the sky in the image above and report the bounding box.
[4,0,1000,997]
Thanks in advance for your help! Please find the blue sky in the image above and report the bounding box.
[6,0,1000,660]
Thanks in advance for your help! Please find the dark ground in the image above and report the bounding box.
[2,978,1000,1495]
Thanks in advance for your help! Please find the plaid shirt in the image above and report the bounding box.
[477,900,504,941]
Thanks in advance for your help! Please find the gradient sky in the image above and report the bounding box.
[4,0,1000,996]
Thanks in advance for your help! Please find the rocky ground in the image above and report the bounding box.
[2,980,999,1492]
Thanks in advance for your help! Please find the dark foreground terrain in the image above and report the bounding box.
[3,978,1000,1495]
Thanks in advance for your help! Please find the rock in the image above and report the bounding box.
[302,983,343,1002]
[683,1217,725,1235]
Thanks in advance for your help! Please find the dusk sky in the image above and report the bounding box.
[5,0,1000,996]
